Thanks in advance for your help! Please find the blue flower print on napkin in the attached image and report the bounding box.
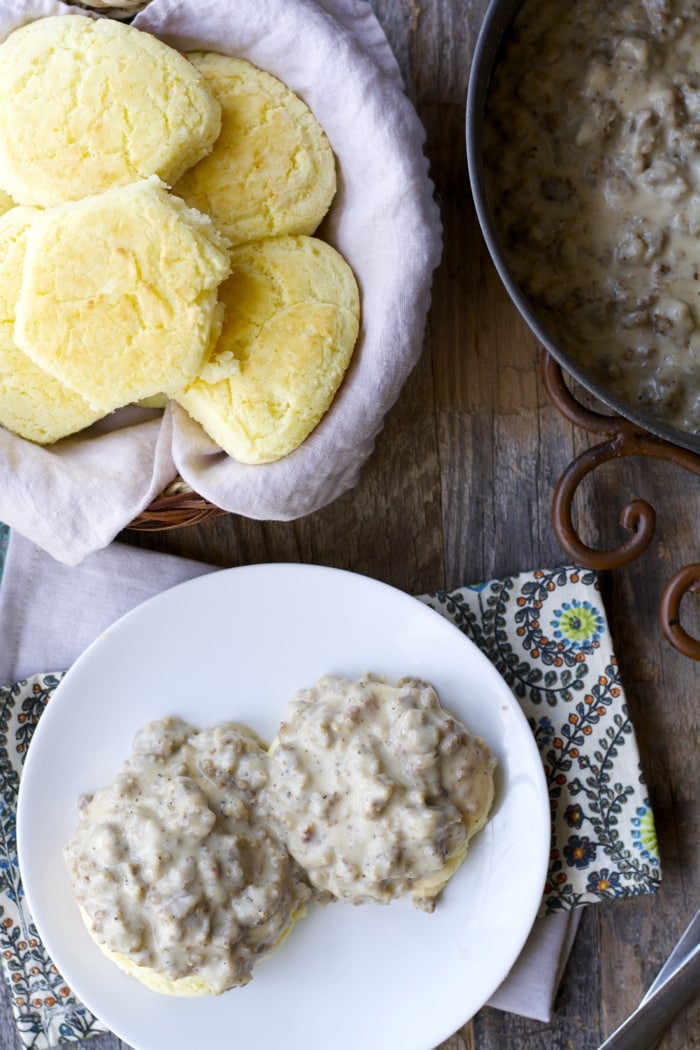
[422,565,661,914]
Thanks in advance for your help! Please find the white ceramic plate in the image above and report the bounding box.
[17,563,549,1050]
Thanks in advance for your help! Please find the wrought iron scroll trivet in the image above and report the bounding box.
[542,352,700,660]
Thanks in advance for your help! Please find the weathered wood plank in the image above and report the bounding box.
[6,2,697,1050]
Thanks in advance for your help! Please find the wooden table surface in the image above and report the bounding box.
[2,1,698,1048]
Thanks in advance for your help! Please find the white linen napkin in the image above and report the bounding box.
[0,0,442,566]
[0,530,579,1026]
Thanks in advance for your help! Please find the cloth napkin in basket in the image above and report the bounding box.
[0,0,442,567]
[0,530,661,1047]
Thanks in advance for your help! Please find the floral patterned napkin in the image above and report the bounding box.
[0,535,660,1047]
[424,568,660,912]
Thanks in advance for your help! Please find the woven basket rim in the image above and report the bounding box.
[73,1,148,9]
[70,1,150,18]
[129,482,226,530]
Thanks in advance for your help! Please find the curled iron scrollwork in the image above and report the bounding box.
[542,352,700,660]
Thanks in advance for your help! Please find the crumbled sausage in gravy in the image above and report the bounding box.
[262,674,496,912]
[483,0,700,435]
[64,718,310,994]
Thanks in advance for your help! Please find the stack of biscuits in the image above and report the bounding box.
[0,15,360,463]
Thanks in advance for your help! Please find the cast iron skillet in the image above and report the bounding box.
[465,0,700,458]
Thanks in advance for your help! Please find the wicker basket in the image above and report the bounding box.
[72,0,149,16]
[128,479,225,531]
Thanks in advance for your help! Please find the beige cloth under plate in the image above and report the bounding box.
[0,0,442,566]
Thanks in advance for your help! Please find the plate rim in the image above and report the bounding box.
[17,562,551,1050]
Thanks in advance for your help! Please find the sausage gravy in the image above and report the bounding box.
[262,674,496,912]
[483,0,700,435]
[64,718,310,995]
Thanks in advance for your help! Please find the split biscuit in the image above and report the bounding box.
[0,207,102,444]
[263,675,496,911]
[0,15,221,207]
[77,897,308,997]
[14,177,231,414]
[65,719,311,996]
[175,235,360,464]
[78,905,216,997]
[174,53,336,245]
